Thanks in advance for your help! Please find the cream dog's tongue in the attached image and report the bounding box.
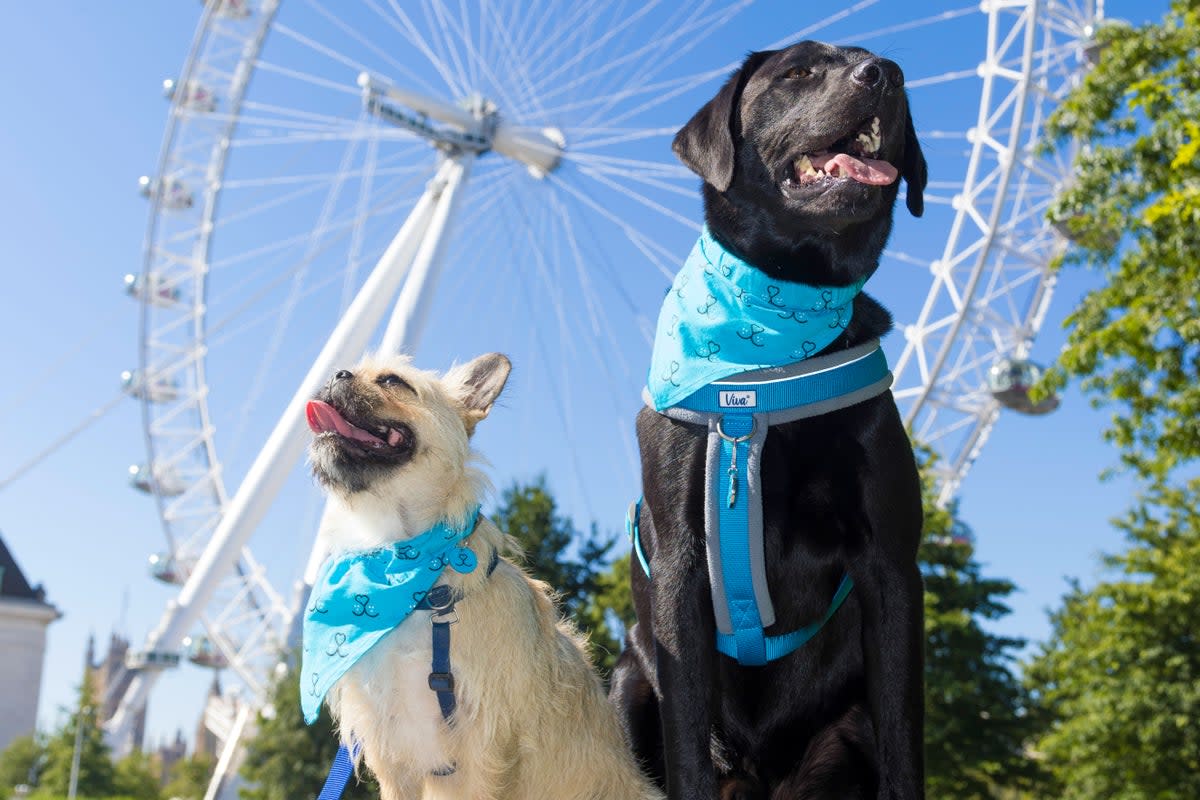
[809,152,898,185]
[305,399,385,445]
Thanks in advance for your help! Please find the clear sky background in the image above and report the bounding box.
[0,0,1168,748]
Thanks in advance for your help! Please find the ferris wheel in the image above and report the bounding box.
[107,0,1101,788]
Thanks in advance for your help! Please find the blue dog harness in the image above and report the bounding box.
[307,512,499,797]
[639,231,894,666]
[301,509,494,725]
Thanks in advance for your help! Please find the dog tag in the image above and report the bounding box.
[449,547,478,574]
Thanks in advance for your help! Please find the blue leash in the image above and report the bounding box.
[317,742,359,800]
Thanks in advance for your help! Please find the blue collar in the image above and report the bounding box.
[647,227,865,411]
[301,509,481,724]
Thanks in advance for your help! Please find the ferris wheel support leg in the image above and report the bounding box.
[105,158,466,753]
[204,702,253,800]
[283,151,476,652]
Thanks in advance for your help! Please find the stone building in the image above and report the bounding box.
[0,532,61,752]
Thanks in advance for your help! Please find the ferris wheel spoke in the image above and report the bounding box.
[341,133,381,313]
[547,170,688,281]
[575,5,756,131]
[546,194,642,477]
[567,157,695,199]
[575,166,699,230]
[844,5,978,44]
[421,0,476,102]
[531,0,666,98]
[907,68,979,89]
[363,0,465,97]
[567,126,678,150]
[562,150,691,179]
[238,99,374,126]
[299,0,445,99]
[254,59,363,97]
[208,164,509,356]
[206,148,429,238]
[518,1,610,87]
[476,0,549,120]
[226,124,370,464]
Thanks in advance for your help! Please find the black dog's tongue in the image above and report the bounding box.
[809,152,898,185]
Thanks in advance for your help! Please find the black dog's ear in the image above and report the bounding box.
[902,104,928,218]
[673,50,773,193]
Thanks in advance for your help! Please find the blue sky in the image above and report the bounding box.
[0,1,1168,747]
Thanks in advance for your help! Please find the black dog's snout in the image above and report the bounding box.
[852,58,903,89]
[334,369,353,381]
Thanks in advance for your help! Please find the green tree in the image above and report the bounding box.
[492,478,627,672]
[112,751,162,800]
[1040,0,1200,482]
[1024,3,1200,795]
[162,754,213,800]
[0,735,44,800]
[239,658,378,800]
[34,675,115,799]
[917,458,1042,798]
[1025,480,1200,799]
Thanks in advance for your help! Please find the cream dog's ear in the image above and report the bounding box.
[445,353,511,434]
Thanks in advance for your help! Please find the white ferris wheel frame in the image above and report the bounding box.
[109,0,1102,783]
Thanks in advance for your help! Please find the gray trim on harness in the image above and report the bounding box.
[643,340,892,637]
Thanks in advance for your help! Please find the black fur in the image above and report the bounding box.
[612,42,927,800]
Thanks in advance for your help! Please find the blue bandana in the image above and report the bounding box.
[647,228,865,410]
[300,510,480,724]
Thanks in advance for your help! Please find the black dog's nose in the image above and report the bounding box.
[334,370,353,381]
[852,58,904,89]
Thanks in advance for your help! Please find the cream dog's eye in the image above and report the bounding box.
[376,373,411,391]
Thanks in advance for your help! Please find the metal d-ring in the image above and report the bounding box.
[715,416,756,444]
[426,585,457,612]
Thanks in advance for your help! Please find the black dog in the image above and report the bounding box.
[611,42,927,800]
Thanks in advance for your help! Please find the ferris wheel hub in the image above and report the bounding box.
[358,72,565,178]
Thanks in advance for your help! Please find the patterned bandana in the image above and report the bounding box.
[647,228,865,410]
[300,510,480,725]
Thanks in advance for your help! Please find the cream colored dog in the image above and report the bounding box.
[303,352,661,800]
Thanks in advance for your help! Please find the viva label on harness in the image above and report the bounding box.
[718,390,757,408]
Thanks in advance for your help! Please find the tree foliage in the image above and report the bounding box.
[1026,3,1200,795]
[917,455,1041,798]
[0,735,44,800]
[1041,0,1200,481]
[161,755,213,800]
[239,662,378,800]
[111,751,162,800]
[1025,480,1200,798]
[33,676,115,799]
[492,477,630,673]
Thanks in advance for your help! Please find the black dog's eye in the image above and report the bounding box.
[783,67,812,79]
[376,373,412,391]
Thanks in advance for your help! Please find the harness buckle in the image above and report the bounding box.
[431,607,459,625]
[428,671,456,692]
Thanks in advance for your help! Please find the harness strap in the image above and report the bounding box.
[714,573,854,661]
[641,341,890,666]
[413,547,501,724]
